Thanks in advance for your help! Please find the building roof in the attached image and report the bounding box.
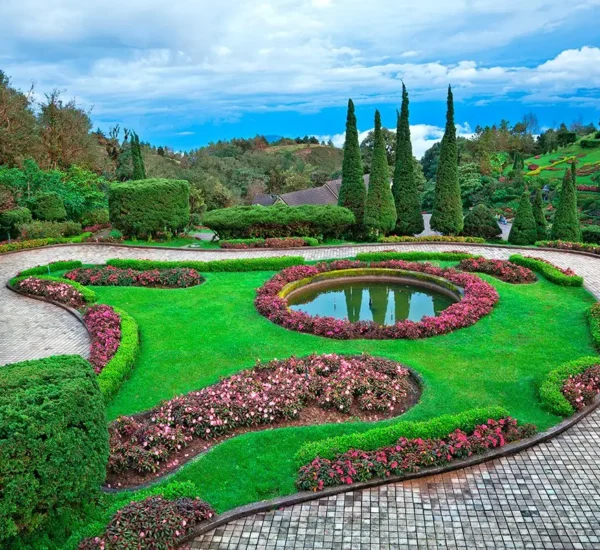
[252,193,278,206]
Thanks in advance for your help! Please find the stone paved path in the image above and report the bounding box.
[1,242,599,550]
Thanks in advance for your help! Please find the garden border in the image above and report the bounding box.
[177,392,600,547]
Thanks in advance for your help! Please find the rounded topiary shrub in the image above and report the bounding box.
[0,355,108,545]
[109,178,190,237]
[29,192,67,221]
[461,204,501,239]
[0,207,32,239]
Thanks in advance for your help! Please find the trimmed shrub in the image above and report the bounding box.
[508,192,537,245]
[295,406,509,466]
[0,355,108,544]
[0,207,32,239]
[18,220,82,239]
[582,225,600,244]
[29,192,67,221]
[379,235,485,244]
[18,260,83,277]
[356,251,477,262]
[540,356,600,417]
[589,303,600,350]
[106,256,305,272]
[108,179,190,237]
[461,204,501,239]
[508,255,583,286]
[532,188,548,241]
[203,204,355,240]
[97,307,139,402]
[580,139,600,149]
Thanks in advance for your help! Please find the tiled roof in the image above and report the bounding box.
[252,193,278,206]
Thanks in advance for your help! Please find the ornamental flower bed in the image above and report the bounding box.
[220,237,316,249]
[536,240,600,256]
[84,305,122,374]
[65,266,203,288]
[458,258,537,284]
[13,277,86,308]
[577,185,600,192]
[107,354,418,478]
[255,260,498,340]
[78,496,215,550]
[562,364,600,411]
[296,417,536,492]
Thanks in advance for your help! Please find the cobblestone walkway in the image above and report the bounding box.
[2,243,600,549]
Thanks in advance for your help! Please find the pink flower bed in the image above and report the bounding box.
[458,258,537,284]
[83,305,121,374]
[577,185,600,192]
[14,277,86,308]
[65,266,203,288]
[562,364,600,411]
[255,260,499,339]
[296,418,536,492]
[78,496,214,550]
[221,237,310,249]
[108,354,416,475]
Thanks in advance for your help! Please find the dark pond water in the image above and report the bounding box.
[288,280,455,325]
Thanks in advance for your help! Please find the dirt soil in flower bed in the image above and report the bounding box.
[104,382,421,490]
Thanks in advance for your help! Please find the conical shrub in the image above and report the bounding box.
[508,192,537,245]
[551,167,581,242]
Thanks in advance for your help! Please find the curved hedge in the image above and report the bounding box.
[356,251,478,262]
[202,204,355,239]
[0,355,108,544]
[106,256,305,272]
[539,356,600,417]
[109,178,190,237]
[295,406,509,466]
[589,303,600,351]
[508,254,583,286]
[18,260,83,278]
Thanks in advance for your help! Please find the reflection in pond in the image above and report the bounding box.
[288,280,455,325]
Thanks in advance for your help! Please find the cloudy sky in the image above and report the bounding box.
[2,0,600,156]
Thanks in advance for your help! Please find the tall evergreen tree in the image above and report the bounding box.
[431,86,463,235]
[532,188,547,241]
[364,110,397,236]
[551,167,581,241]
[392,83,424,235]
[338,99,365,231]
[131,132,146,180]
[508,191,538,245]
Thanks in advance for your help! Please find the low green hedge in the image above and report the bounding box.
[589,303,600,351]
[97,307,140,402]
[10,274,97,304]
[18,260,83,278]
[106,256,306,272]
[539,356,600,417]
[0,233,92,254]
[0,355,108,545]
[378,235,486,244]
[295,406,509,467]
[508,254,584,286]
[356,251,477,262]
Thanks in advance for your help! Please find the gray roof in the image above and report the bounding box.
[252,193,278,206]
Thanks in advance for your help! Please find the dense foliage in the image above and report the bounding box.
[431,86,463,235]
[203,204,354,239]
[364,110,397,235]
[392,85,424,235]
[0,355,108,544]
[108,178,190,237]
[551,168,581,242]
[28,191,67,220]
[461,204,501,239]
[0,206,31,238]
[508,192,537,245]
[18,220,82,239]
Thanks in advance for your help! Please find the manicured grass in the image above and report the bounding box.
[522,144,600,185]
[91,267,598,512]
[122,237,214,248]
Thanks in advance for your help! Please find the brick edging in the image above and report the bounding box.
[177,393,600,546]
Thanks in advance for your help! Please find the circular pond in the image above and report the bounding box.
[287,278,457,325]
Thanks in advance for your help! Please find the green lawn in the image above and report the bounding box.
[522,144,600,185]
[91,267,597,512]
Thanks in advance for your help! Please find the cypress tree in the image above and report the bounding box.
[338,99,365,230]
[364,110,397,236]
[532,188,547,241]
[392,83,424,235]
[131,132,146,180]
[431,86,463,235]
[508,192,538,245]
[551,167,581,241]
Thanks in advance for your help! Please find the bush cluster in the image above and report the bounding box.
[379,235,485,244]
[78,496,214,550]
[0,207,32,238]
[219,236,319,249]
[0,355,108,544]
[108,179,190,238]
[461,204,502,239]
[508,254,583,286]
[108,354,415,476]
[295,406,509,465]
[65,266,203,288]
[562,365,600,412]
[458,257,537,284]
[255,260,498,340]
[203,204,355,239]
[296,417,535,491]
[106,256,305,272]
[18,220,82,239]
